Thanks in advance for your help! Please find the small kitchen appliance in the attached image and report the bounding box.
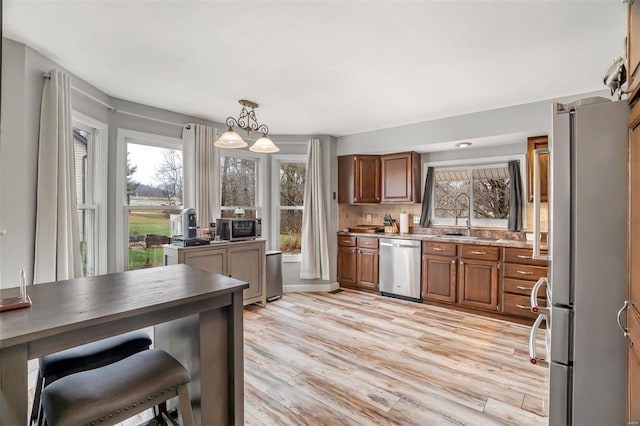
[216,218,262,241]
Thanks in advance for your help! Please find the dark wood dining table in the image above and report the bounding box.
[0,264,247,425]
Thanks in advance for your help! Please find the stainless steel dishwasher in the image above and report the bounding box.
[379,238,422,302]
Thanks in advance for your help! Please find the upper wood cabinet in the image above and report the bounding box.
[338,155,381,204]
[381,152,422,203]
[527,135,549,203]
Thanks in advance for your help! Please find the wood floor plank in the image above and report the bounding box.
[244,291,548,425]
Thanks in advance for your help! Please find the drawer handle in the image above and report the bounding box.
[471,251,486,255]
[517,255,532,259]
[515,304,531,310]
[516,270,534,275]
[516,285,533,291]
[433,247,445,251]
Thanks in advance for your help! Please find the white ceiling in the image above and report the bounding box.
[3,1,627,137]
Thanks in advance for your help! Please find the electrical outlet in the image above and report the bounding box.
[366,214,372,223]
[413,216,421,224]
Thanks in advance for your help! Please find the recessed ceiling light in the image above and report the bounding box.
[455,141,472,148]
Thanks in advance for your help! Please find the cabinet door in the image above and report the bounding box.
[354,156,381,203]
[421,255,456,303]
[527,135,549,202]
[629,101,640,423]
[356,248,379,290]
[458,258,499,311]
[227,245,262,300]
[337,246,357,285]
[184,249,227,275]
[381,152,420,203]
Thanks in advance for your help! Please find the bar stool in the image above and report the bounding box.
[41,349,194,426]
[31,330,152,425]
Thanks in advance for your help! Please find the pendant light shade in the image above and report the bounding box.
[214,129,248,148]
[250,136,279,153]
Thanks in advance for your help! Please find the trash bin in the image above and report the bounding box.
[265,250,283,302]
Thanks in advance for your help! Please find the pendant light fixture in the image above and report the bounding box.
[214,99,279,153]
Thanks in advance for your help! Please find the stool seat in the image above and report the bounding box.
[42,349,193,426]
[40,330,152,380]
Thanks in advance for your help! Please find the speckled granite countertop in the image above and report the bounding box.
[337,231,545,249]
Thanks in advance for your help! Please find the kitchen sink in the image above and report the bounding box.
[439,235,500,242]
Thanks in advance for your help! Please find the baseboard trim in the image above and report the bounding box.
[283,282,340,293]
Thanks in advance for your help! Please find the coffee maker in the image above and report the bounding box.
[170,208,197,238]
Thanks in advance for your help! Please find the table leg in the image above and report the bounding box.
[229,290,244,426]
[0,344,28,425]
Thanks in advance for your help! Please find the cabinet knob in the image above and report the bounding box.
[459,261,464,265]
[451,259,456,264]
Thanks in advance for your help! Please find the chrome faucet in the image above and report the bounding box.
[454,193,471,236]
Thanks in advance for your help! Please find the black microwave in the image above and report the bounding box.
[216,218,262,241]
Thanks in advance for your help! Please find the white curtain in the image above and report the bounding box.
[300,139,330,280]
[33,69,81,283]
[182,123,218,230]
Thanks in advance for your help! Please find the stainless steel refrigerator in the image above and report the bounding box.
[530,97,628,425]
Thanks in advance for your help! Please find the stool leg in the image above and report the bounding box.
[30,371,43,425]
[177,385,194,426]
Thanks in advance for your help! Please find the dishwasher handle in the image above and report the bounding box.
[380,242,419,249]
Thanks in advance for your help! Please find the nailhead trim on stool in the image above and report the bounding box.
[41,349,194,426]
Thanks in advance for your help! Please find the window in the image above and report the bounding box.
[220,152,261,219]
[275,158,306,255]
[432,164,511,228]
[116,129,183,271]
[72,113,107,276]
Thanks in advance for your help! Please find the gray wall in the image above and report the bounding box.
[337,90,609,155]
[0,38,339,288]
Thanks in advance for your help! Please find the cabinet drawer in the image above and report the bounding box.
[504,278,547,298]
[460,245,499,261]
[504,263,547,281]
[423,242,456,257]
[338,236,356,247]
[504,248,548,266]
[503,293,546,319]
[358,237,379,249]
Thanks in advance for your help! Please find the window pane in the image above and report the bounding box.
[78,208,95,277]
[434,169,470,218]
[280,210,303,254]
[127,209,174,270]
[127,143,183,207]
[220,156,256,207]
[472,167,510,219]
[280,163,306,206]
[73,128,89,205]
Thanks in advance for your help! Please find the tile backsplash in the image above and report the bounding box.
[337,201,547,236]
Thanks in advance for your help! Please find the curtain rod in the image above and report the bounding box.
[42,72,187,129]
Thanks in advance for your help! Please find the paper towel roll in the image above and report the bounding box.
[399,213,409,234]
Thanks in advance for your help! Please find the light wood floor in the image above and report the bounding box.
[244,290,549,426]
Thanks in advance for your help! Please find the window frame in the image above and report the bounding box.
[217,148,268,242]
[424,154,526,229]
[271,154,306,262]
[115,128,183,271]
[72,111,108,276]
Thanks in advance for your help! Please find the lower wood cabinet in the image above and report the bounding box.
[421,255,457,303]
[164,240,266,306]
[337,235,379,292]
[458,258,500,311]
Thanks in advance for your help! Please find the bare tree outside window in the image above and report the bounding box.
[434,166,510,223]
[220,155,258,218]
[279,162,305,254]
[154,149,183,206]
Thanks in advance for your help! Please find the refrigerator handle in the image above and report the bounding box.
[533,148,550,261]
[530,276,550,315]
[529,313,545,364]
[617,300,629,338]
